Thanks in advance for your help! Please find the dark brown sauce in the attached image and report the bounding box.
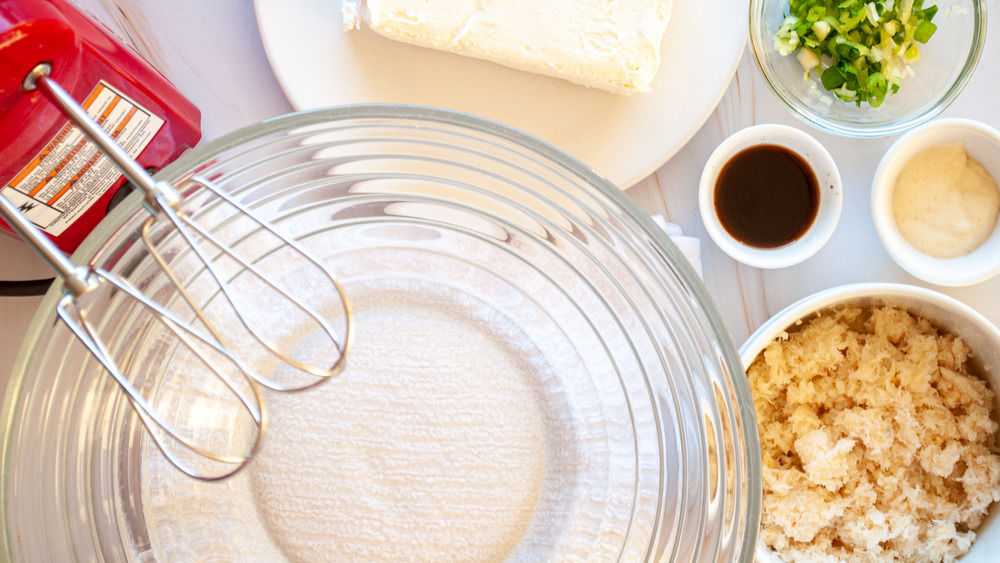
[714,144,820,249]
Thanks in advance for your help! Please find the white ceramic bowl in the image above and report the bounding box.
[872,118,1000,286]
[699,124,843,269]
[740,282,1000,563]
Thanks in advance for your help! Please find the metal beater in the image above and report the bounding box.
[0,63,353,480]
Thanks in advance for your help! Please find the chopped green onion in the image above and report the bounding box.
[866,73,889,106]
[821,66,847,89]
[914,21,937,42]
[773,0,941,106]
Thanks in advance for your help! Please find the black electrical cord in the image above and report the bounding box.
[0,278,55,297]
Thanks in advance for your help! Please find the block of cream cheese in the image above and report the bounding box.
[342,0,673,95]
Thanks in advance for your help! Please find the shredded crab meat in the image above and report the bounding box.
[749,306,1000,562]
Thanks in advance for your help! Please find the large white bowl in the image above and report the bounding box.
[740,282,1000,562]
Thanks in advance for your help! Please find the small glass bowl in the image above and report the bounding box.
[749,0,985,137]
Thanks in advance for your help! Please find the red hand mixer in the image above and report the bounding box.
[0,0,352,481]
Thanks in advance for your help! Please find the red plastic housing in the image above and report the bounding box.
[0,0,201,253]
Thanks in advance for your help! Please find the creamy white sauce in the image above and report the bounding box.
[892,141,1000,259]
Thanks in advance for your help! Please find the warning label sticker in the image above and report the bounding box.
[2,81,164,236]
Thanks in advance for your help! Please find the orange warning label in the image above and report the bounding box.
[1,81,164,236]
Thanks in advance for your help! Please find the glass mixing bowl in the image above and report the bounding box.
[1,105,761,561]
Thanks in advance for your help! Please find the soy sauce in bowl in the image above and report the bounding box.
[714,144,819,249]
[698,123,842,270]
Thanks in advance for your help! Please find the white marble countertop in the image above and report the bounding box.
[3,0,1000,397]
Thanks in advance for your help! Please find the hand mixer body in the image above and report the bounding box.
[0,0,201,253]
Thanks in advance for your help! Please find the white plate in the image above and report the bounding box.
[252,0,747,189]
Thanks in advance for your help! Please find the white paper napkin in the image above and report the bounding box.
[651,215,703,279]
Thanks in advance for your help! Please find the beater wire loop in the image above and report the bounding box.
[5,61,354,481]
